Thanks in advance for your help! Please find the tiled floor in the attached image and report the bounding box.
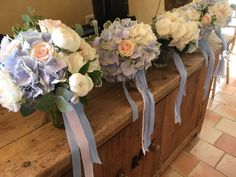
[161,43,236,176]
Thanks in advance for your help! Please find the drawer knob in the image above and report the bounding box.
[150,143,160,152]
[117,169,128,177]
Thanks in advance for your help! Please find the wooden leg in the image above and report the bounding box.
[211,76,217,99]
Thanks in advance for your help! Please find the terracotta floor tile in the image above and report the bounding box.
[204,110,222,127]
[168,170,183,177]
[207,99,221,111]
[216,118,236,138]
[214,93,236,107]
[189,162,225,177]
[216,154,236,177]
[230,79,236,88]
[171,151,199,176]
[190,140,224,167]
[198,124,222,144]
[214,104,236,121]
[218,85,236,95]
[215,133,236,158]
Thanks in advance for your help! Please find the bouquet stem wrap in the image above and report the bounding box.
[199,38,215,99]
[214,29,228,79]
[123,70,155,153]
[171,49,187,124]
[62,103,101,177]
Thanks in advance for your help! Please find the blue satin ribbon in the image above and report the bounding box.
[73,103,102,164]
[63,114,82,177]
[122,82,139,122]
[215,29,228,78]
[171,49,187,124]
[62,103,101,177]
[135,70,155,153]
[199,39,215,99]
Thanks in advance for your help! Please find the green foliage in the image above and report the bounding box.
[20,102,36,117]
[12,6,42,37]
[88,70,103,87]
[55,96,73,112]
[35,93,55,112]
[55,87,73,102]
[74,24,84,37]
[79,63,90,75]
[79,96,88,105]
[85,35,98,43]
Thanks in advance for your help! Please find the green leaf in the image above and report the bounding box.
[88,70,103,87]
[21,14,31,23]
[79,96,88,106]
[55,96,73,112]
[55,87,73,102]
[75,24,84,37]
[35,94,55,112]
[79,63,90,75]
[20,103,36,117]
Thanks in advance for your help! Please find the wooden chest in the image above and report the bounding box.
[0,46,222,177]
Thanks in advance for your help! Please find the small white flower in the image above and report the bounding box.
[51,26,81,52]
[79,39,98,61]
[69,73,94,98]
[0,69,22,112]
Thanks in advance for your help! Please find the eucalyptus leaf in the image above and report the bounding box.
[35,94,55,112]
[21,14,31,23]
[55,96,73,112]
[55,87,73,102]
[75,24,84,37]
[20,103,36,117]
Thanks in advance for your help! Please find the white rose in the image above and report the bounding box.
[79,39,98,60]
[0,70,22,112]
[61,52,85,74]
[38,19,64,33]
[69,73,94,98]
[130,23,156,45]
[52,26,81,52]
[155,19,172,37]
[185,9,200,21]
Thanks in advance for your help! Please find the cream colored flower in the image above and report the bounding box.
[69,73,94,98]
[51,26,81,52]
[0,69,22,112]
[117,40,135,57]
[38,19,63,33]
[30,41,54,62]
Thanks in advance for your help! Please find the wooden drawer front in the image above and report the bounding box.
[142,98,166,177]
[98,117,143,177]
[160,69,201,164]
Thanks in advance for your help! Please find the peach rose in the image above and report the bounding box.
[201,14,212,26]
[38,19,63,33]
[30,42,54,62]
[117,40,135,57]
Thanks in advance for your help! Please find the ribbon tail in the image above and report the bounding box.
[122,82,139,122]
[74,103,101,164]
[214,29,227,78]
[64,108,94,177]
[62,114,82,177]
[199,39,209,67]
[135,70,155,153]
[171,49,187,124]
[200,40,215,99]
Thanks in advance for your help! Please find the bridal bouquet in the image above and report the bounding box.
[154,11,200,54]
[94,18,160,82]
[0,13,102,177]
[94,18,160,152]
[0,18,102,127]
